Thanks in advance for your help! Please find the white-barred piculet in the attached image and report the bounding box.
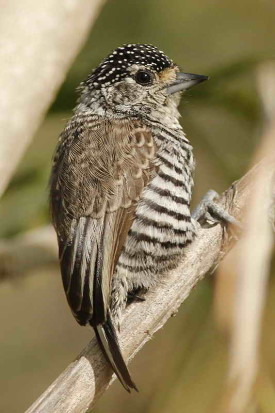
[50,44,209,391]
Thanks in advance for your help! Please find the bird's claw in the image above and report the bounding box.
[192,189,242,230]
[127,290,146,304]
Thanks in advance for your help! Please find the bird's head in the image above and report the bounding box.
[79,44,208,118]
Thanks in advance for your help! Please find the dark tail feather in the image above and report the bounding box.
[93,314,138,392]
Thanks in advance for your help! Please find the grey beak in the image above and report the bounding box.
[167,72,209,95]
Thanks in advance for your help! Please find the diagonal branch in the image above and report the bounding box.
[0,0,106,197]
[26,157,275,413]
[218,64,275,413]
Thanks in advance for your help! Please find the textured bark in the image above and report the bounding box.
[26,157,275,413]
[0,0,106,197]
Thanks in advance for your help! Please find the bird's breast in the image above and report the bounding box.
[115,139,196,289]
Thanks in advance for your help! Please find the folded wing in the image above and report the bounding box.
[50,118,157,326]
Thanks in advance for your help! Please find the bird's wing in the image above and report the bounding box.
[50,118,157,326]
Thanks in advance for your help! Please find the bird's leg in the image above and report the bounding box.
[192,189,241,229]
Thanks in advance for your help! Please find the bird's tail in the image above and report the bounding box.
[93,313,138,392]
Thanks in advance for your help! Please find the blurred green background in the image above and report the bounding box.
[1,0,275,412]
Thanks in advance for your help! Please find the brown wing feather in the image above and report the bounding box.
[50,118,157,326]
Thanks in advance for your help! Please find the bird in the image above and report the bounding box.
[49,43,209,392]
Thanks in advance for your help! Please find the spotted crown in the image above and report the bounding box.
[85,44,174,89]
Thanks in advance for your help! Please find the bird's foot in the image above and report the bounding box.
[192,189,241,230]
[127,288,146,305]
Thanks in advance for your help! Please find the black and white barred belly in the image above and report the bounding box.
[111,131,196,320]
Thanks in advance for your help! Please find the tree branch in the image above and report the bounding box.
[26,157,275,413]
[0,226,57,281]
[218,63,275,413]
[0,0,106,197]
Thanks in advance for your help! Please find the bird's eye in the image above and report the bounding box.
[135,70,153,86]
